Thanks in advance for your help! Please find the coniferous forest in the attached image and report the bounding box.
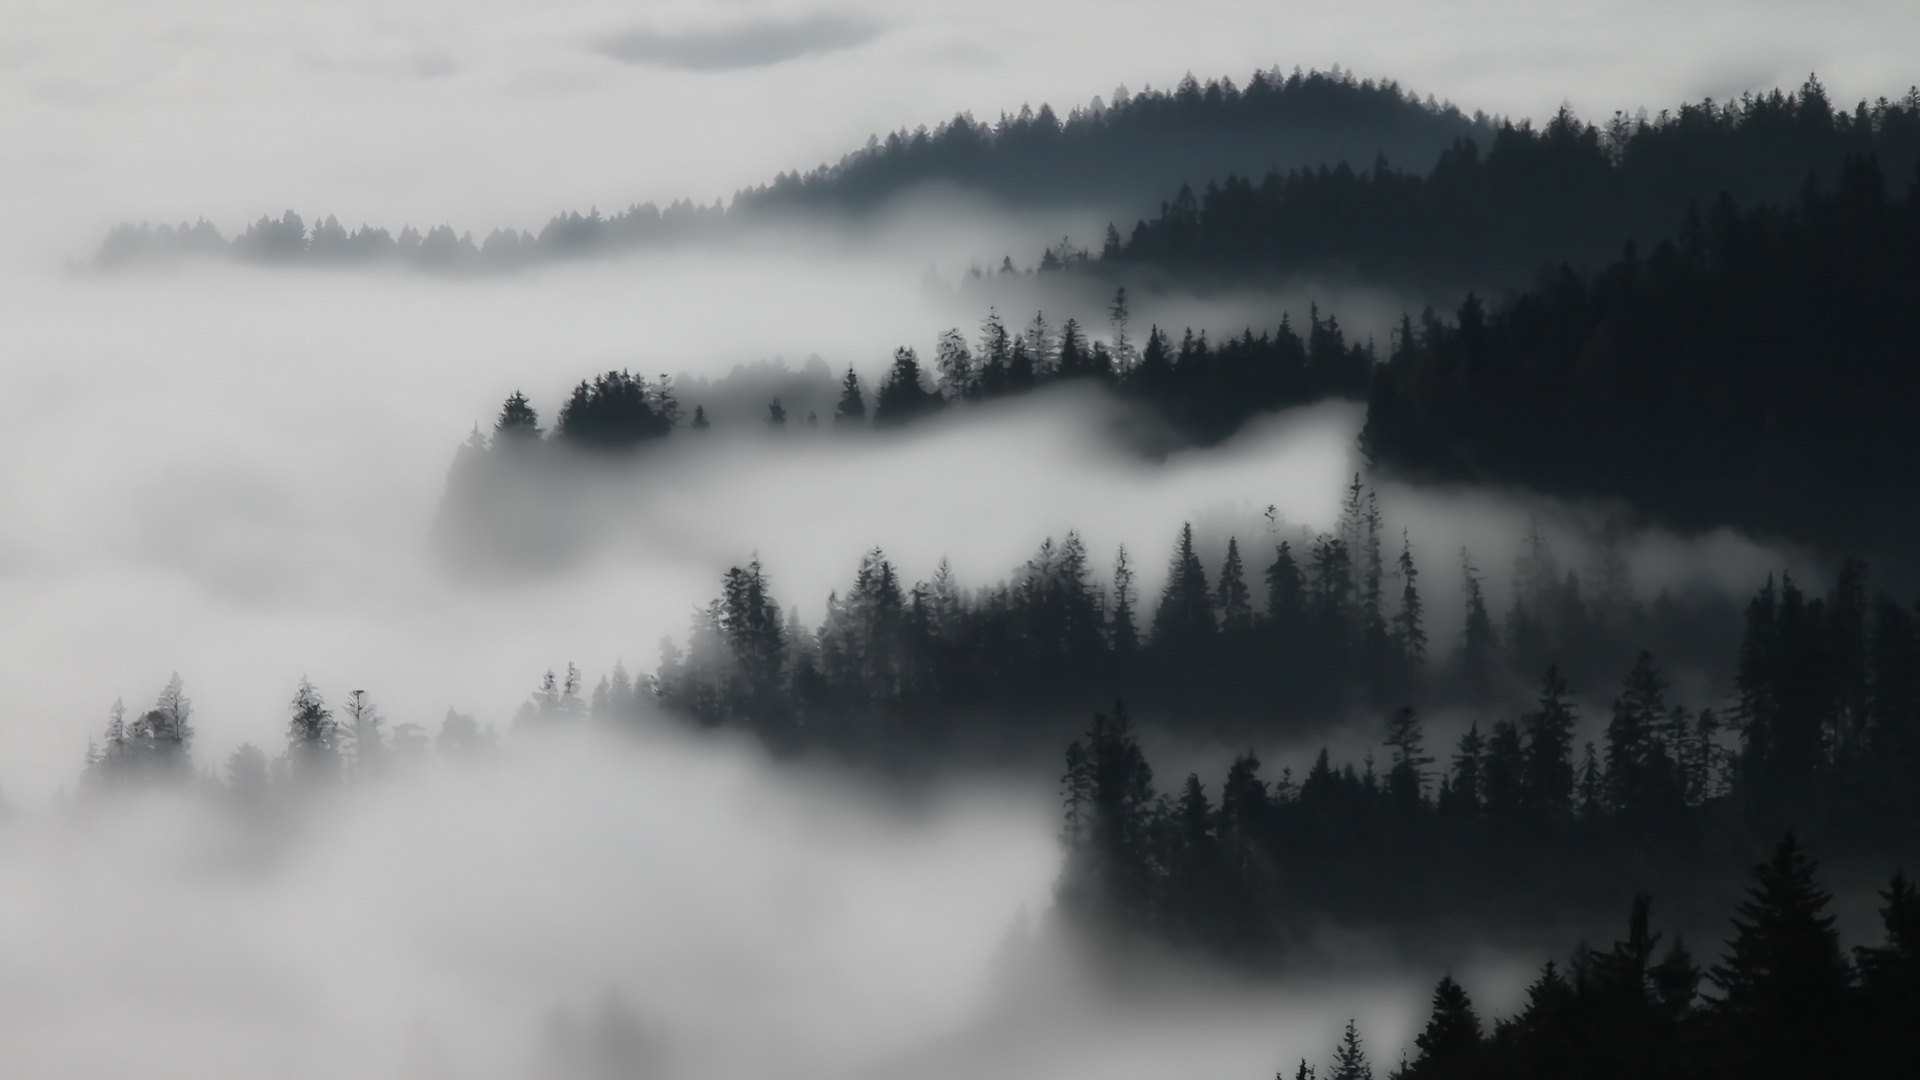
[24,17,1920,1077]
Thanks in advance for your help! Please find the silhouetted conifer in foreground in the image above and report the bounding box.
[1277,839,1920,1079]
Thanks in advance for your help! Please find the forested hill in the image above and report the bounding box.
[1361,153,1920,568]
[92,67,1489,270]
[732,67,1490,218]
[1094,78,1920,294]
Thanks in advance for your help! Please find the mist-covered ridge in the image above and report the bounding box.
[91,65,1485,273]
[1090,76,1920,293]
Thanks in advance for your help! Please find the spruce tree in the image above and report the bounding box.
[1109,546,1139,657]
[1216,537,1253,635]
[1409,976,1481,1077]
[1384,706,1432,811]
[1455,550,1498,697]
[1326,1018,1372,1080]
[1521,665,1578,822]
[495,390,540,440]
[1708,834,1852,1072]
[935,327,975,400]
[834,367,866,426]
[286,677,339,785]
[1151,523,1215,649]
[1392,530,1426,667]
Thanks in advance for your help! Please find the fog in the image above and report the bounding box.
[0,1,1890,1077]
[9,0,1920,264]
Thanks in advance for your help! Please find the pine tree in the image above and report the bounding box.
[286,677,339,785]
[1265,541,1306,630]
[874,346,943,425]
[1110,546,1139,657]
[1576,741,1605,821]
[1444,723,1485,817]
[834,367,866,426]
[1455,550,1498,697]
[1151,523,1215,649]
[1384,706,1432,811]
[1056,318,1087,377]
[495,390,540,440]
[767,397,787,426]
[690,404,710,429]
[1708,833,1852,1072]
[1521,665,1578,822]
[340,689,386,783]
[1408,976,1481,1077]
[977,309,1012,396]
[1107,287,1135,370]
[1327,1018,1372,1080]
[1482,720,1525,823]
[1392,530,1426,667]
[225,743,269,800]
[935,327,976,400]
[1216,537,1253,635]
[1025,310,1056,376]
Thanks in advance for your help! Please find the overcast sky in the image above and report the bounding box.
[6,0,1919,260]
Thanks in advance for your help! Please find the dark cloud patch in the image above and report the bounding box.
[595,13,884,72]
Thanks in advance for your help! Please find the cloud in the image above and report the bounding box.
[594,12,884,72]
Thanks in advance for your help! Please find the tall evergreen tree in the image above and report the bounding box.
[1407,976,1481,1079]
[1521,665,1578,822]
[1216,537,1253,635]
[1110,545,1140,657]
[1708,834,1852,1076]
[1392,530,1427,667]
[1326,1018,1373,1080]
[286,677,339,785]
[834,366,867,426]
[1455,550,1498,697]
[1151,524,1215,649]
[874,346,943,425]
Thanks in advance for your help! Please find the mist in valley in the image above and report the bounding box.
[4,1,1919,1078]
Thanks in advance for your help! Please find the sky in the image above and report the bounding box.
[6,0,1920,261]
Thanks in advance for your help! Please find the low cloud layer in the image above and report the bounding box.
[596,13,885,71]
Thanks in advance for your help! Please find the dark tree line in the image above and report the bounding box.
[736,66,1487,218]
[1281,838,1919,1079]
[649,489,1772,766]
[1093,78,1920,295]
[95,66,1487,272]
[75,660,676,801]
[1361,153,1920,566]
[1050,560,1920,953]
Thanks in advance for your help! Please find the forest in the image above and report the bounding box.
[1361,153,1920,566]
[52,39,1920,1076]
[1278,838,1918,1079]
[90,67,1487,272]
[440,148,1920,579]
[1093,77,1920,293]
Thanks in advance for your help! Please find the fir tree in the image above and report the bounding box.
[1708,833,1852,1073]
[1408,976,1481,1077]
[1110,546,1139,657]
[834,367,866,426]
[1216,537,1253,634]
[286,677,339,785]
[1327,1018,1372,1080]
[1392,530,1426,667]
[1455,549,1498,697]
[1152,523,1215,649]
[1521,665,1578,822]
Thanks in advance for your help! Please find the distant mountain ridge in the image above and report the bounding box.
[92,66,1491,271]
